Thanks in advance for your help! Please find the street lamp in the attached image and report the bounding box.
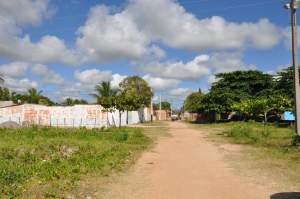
[285,0,300,135]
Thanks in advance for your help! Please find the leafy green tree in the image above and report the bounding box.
[0,87,11,101]
[119,76,152,110]
[184,91,204,113]
[232,96,292,122]
[26,88,43,104]
[92,81,118,126]
[11,92,26,104]
[92,81,117,112]
[63,98,74,106]
[62,98,88,106]
[153,101,171,110]
[194,70,275,116]
[212,70,274,99]
[118,76,153,125]
[274,66,299,99]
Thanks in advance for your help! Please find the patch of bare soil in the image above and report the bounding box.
[74,121,290,199]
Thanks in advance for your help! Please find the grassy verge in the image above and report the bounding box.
[188,121,300,189]
[0,126,151,198]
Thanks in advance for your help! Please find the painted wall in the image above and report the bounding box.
[0,104,151,128]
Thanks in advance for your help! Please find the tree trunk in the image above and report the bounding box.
[264,112,267,125]
[126,110,129,125]
[119,111,122,128]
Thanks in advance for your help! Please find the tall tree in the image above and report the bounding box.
[274,66,299,99]
[200,70,275,115]
[184,91,204,113]
[0,87,11,101]
[153,101,171,110]
[26,88,43,104]
[92,81,117,111]
[213,70,274,99]
[92,81,117,126]
[118,76,153,124]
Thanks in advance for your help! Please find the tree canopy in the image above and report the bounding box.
[184,91,204,113]
[118,76,153,111]
[184,68,295,121]
[92,81,117,112]
[153,101,171,110]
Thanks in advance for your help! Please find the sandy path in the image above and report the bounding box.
[100,121,273,199]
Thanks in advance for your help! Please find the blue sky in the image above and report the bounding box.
[0,0,296,108]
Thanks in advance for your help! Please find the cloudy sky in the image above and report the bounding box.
[0,0,296,107]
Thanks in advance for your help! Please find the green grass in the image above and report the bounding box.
[0,126,151,198]
[223,122,295,146]
[188,121,300,187]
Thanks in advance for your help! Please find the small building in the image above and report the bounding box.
[154,110,171,121]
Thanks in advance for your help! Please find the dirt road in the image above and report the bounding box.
[100,121,276,199]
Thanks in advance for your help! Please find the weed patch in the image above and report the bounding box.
[0,127,151,198]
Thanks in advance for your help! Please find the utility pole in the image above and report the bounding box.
[159,94,162,121]
[285,0,300,135]
[150,89,153,122]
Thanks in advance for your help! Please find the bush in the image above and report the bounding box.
[224,122,279,145]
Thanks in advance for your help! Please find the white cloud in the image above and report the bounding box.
[74,69,113,85]
[0,0,284,66]
[208,75,217,85]
[31,64,64,85]
[168,88,193,97]
[0,0,53,26]
[207,52,250,73]
[3,77,38,92]
[138,55,210,80]
[76,5,150,63]
[127,0,281,50]
[73,0,282,64]
[0,62,28,78]
[0,0,79,66]
[111,74,127,88]
[143,75,180,91]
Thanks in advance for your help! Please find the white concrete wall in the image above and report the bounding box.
[0,104,151,128]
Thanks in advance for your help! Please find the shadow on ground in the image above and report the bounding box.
[271,192,300,199]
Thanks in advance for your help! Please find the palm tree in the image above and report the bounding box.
[92,81,117,126]
[26,88,43,104]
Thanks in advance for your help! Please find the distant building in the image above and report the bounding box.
[154,110,171,121]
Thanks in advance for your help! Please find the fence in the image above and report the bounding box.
[0,104,151,128]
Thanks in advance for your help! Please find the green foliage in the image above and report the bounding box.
[274,66,298,99]
[0,127,151,198]
[213,70,274,98]
[184,91,204,113]
[232,96,292,121]
[0,87,54,105]
[153,101,171,110]
[0,87,10,101]
[292,135,300,146]
[92,81,117,112]
[62,98,88,106]
[184,68,296,118]
[118,76,153,111]
[223,122,295,145]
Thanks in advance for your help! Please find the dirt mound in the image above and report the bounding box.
[0,121,21,128]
